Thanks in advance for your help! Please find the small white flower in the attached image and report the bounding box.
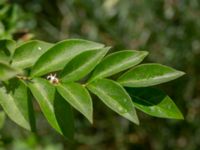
[47,73,59,84]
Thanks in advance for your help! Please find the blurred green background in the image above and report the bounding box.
[0,0,200,149]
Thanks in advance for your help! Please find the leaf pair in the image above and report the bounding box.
[111,63,184,119]
[29,78,74,139]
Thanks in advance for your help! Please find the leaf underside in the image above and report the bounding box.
[126,87,183,119]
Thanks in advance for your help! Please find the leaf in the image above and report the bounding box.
[126,87,184,119]
[0,51,9,64]
[60,47,110,82]
[0,111,5,129]
[11,80,36,131]
[57,82,93,123]
[117,63,185,87]
[0,39,16,63]
[89,50,148,81]
[87,78,139,124]
[31,39,105,77]
[0,39,16,55]
[0,80,34,130]
[54,92,75,140]
[11,40,53,69]
[0,63,20,81]
[28,78,74,139]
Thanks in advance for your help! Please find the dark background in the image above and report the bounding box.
[0,0,200,149]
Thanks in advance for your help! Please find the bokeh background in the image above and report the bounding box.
[0,0,200,149]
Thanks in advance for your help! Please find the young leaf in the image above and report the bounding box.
[0,80,34,130]
[57,82,93,123]
[28,78,74,139]
[31,39,105,77]
[118,63,185,87]
[89,50,148,81]
[11,40,53,69]
[87,79,139,124]
[126,87,184,119]
[60,47,110,82]
[0,63,20,81]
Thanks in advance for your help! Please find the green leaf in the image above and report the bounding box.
[0,39,16,55]
[0,63,20,81]
[126,87,184,119]
[89,50,148,81]
[118,63,185,87]
[11,80,36,131]
[0,111,5,129]
[0,39,16,63]
[0,51,9,64]
[0,4,10,17]
[57,82,93,123]
[0,80,34,130]
[60,47,110,82]
[87,79,139,124]
[54,92,75,140]
[31,39,105,77]
[28,78,74,139]
[11,40,53,69]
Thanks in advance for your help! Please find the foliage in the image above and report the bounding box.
[0,38,184,140]
[1,0,200,149]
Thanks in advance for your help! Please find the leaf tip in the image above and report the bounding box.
[84,111,93,124]
[141,50,149,57]
[88,117,93,124]
[176,110,184,120]
[178,71,186,77]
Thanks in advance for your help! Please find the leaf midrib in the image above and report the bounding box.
[120,72,182,84]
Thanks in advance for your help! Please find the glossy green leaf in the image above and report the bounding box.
[11,40,53,69]
[126,87,184,119]
[0,80,34,130]
[118,63,185,87]
[28,78,74,139]
[89,50,148,81]
[0,63,20,81]
[31,39,104,77]
[0,111,5,129]
[57,82,93,123]
[60,47,110,82]
[87,79,139,124]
